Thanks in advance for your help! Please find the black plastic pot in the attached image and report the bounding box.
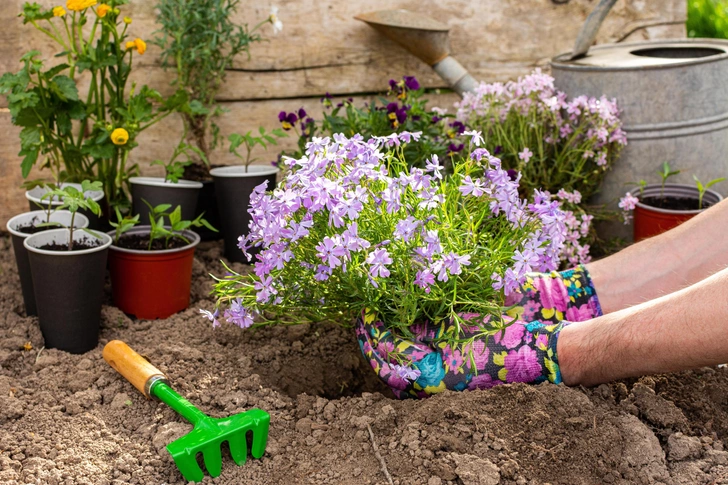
[6,210,89,317]
[26,183,105,229]
[24,228,112,354]
[210,166,279,263]
[193,179,223,241]
[130,177,203,225]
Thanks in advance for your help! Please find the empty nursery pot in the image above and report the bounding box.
[24,228,112,354]
[107,226,200,320]
[26,183,105,229]
[6,210,89,317]
[130,177,203,225]
[632,183,723,241]
[210,166,279,263]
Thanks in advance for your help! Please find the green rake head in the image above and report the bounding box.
[103,340,270,483]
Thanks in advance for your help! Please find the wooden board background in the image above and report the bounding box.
[0,0,686,224]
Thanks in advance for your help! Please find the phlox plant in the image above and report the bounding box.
[455,69,627,200]
[206,131,568,351]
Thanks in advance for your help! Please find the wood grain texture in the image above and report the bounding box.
[0,0,686,224]
[103,340,167,398]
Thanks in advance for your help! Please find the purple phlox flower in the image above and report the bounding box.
[223,298,255,329]
[254,276,278,303]
[463,130,484,147]
[596,151,608,167]
[340,195,363,220]
[316,236,348,269]
[342,222,371,252]
[199,308,220,328]
[518,147,533,163]
[440,252,471,279]
[618,192,639,211]
[403,75,420,91]
[285,217,313,242]
[582,150,594,160]
[425,155,444,180]
[382,184,403,213]
[393,363,421,381]
[470,148,490,162]
[315,265,332,281]
[394,216,419,242]
[414,269,435,293]
[405,167,431,192]
[366,248,392,279]
[418,187,444,209]
[459,175,486,197]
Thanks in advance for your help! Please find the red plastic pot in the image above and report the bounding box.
[632,183,723,241]
[107,226,200,319]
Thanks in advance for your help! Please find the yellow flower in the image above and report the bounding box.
[111,128,129,145]
[96,3,111,17]
[123,16,132,24]
[53,6,66,16]
[66,0,97,11]
[125,38,146,55]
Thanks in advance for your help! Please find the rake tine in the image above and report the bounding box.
[202,443,223,478]
[249,410,271,459]
[172,453,205,483]
[227,429,249,466]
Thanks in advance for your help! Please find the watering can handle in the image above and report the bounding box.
[569,0,619,60]
[103,340,169,399]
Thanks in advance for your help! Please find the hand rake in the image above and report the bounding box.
[103,340,270,482]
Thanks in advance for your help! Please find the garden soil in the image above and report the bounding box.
[3,234,728,485]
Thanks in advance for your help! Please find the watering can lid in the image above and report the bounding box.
[354,10,449,32]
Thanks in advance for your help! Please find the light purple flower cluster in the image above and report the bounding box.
[554,189,593,266]
[209,131,567,328]
[618,192,640,224]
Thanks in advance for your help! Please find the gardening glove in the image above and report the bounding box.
[356,312,571,399]
[504,264,602,324]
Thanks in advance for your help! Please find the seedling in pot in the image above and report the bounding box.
[658,161,681,200]
[694,175,726,210]
[228,127,287,173]
[112,201,217,250]
[40,180,103,250]
[151,140,209,183]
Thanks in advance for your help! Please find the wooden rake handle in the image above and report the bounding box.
[103,340,168,399]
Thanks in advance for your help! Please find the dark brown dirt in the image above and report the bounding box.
[641,196,713,211]
[114,233,189,251]
[37,237,101,251]
[14,217,63,235]
[3,234,728,484]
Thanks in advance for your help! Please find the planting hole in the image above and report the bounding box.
[631,46,725,59]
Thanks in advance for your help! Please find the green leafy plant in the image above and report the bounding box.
[40,180,103,250]
[151,142,208,183]
[693,175,726,209]
[279,76,461,170]
[658,161,681,199]
[0,1,190,207]
[154,0,280,177]
[687,0,728,39]
[228,127,287,171]
[112,200,217,250]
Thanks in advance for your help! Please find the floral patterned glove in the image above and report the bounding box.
[356,265,602,399]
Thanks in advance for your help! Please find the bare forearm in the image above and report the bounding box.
[587,198,728,314]
[559,266,728,387]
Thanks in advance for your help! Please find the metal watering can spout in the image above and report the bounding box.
[355,9,479,96]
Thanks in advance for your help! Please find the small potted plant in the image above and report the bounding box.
[25,182,105,229]
[23,181,112,354]
[154,0,281,238]
[129,142,205,225]
[210,128,285,263]
[6,205,89,317]
[107,202,215,319]
[619,162,725,241]
[203,132,569,397]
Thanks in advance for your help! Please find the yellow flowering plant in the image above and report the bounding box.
[0,0,190,207]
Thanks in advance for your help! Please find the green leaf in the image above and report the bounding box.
[705,177,727,190]
[45,64,70,79]
[20,50,42,62]
[83,142,115,159]
[169,205,182,226]
[19,126,41,149]
[18,147,39,178]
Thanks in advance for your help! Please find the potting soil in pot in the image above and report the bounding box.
[36,237,102,251]
[114,234,189,251]
[4,234,728,484]
[14,217,63,235]
[641,196,714,211]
